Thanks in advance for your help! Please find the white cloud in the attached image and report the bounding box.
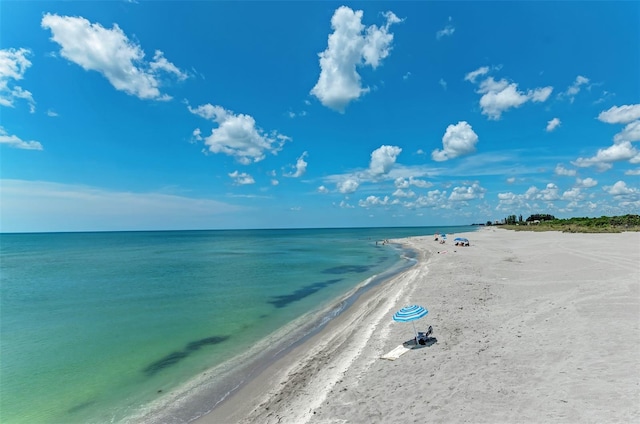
[394,177,409,189]
[448,183,486,201]
[432,121,478,161]
[0,48,35,112]
[598,104,640,124]
[604,180,638,196]
[436,17,455,39]
[337,178,359,194]
[465,68,553,120]
[408,176,432,188]
[285,152,308,178]
[546,117,561,132]
[562,187,583,201]
[572,141,640,170]
[228,170,255,185]
[576,177,597,188]
[439,78,447,90]
[0,127,43,150]
[614,120,640,143]
[317,185,329,193]
[188,103,290,164]
[403,72,411,80]
[392,189,415,198]
[41,14,187,101]
[554,164,576,176]
[369,145,402,175]
[359,195,390,207]
[624,169,640,176]
[560,75,589,103]
[339,200,355,208]
[464,66,490,84]
[46,109,58,117]
[310,6,401,112]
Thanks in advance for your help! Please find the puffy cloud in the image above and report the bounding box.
[465,68,553,119]
[560,75,589,103]
[0,127,42,150]
[604,180,638,196]
[41,14,187,100]
[408,176,432,188]
[189,103,290,164]
[228,171,255,185]
[572,141,640,170]
[598,104,640,124]
[432,121,478,161]
[392,189,415,198]
[448,182,486,201]
[394,177,409,189]
[310,6,401,112]
[405,190,447,209]
[369,145,402,175]
[436,17,455,39]
[576,177,598,188]
[285,152,308,178]
[546,117,561,132]
[562,187,583,201]
[337,178,359,194]
[359,195,390,207]
[555,164,576,176]
[317,185,329,194]
[0,48,35,112]
[625,169,640,176]
[614,120,640,143]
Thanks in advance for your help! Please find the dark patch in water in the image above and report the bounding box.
[268,278,342,308]
[68,400,95,414]
[322,265,372,274]
[144,335,229,376]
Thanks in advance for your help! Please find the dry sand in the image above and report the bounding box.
[198,228,640,423]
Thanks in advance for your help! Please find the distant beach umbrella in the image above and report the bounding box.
[393,305,428,343]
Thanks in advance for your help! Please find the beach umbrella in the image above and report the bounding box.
[393,305,428,343]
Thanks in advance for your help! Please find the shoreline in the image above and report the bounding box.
[197,228,640,423]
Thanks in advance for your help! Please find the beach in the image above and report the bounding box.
[199,228,640,423]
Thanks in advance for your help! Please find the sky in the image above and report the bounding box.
[1,1,639,232]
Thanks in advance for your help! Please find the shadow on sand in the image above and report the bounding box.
[403,337,438,349]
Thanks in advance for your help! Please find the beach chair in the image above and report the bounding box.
[416,325,433,345]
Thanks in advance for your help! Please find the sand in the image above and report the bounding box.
[197,228,640,423]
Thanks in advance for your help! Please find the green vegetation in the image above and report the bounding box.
[499,214,640,233]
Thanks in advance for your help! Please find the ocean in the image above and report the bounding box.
[0,226,475,423]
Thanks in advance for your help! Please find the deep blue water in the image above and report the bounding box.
[0,226,475,423]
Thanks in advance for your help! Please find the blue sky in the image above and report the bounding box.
[1,1,639,232]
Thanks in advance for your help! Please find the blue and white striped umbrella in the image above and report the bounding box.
[393,305,428,343]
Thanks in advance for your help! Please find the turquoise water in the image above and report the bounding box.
[0,226,475,423]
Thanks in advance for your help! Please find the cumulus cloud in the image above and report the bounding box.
[572,141,640,170]
[624,169,640,176]
[285,152,308,178]
[546,117,561,132]
[188,103,290,164]
[554,164,576,176]
[337,178,359,194]
[228,170,255,185]
[465,67,553,120]
[576,177,597,188]
[614,120,640,143]
[432,121,478,161]
[317,185,329,194]
[448,183,486,201]
[560,75,589,103]
[41,13,188,100]
[359,195,390,208]
[369,145,402,175]
[598,104,640,124]
[0,48,35,112]
[392,189,415,198]
[0,126,43,150]
[436,17,455,39]
[310,6,401,112]
[604,180,638,196]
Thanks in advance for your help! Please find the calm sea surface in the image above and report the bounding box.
[0,226,475,423]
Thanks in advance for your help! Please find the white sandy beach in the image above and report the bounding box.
[198,228,640,423]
